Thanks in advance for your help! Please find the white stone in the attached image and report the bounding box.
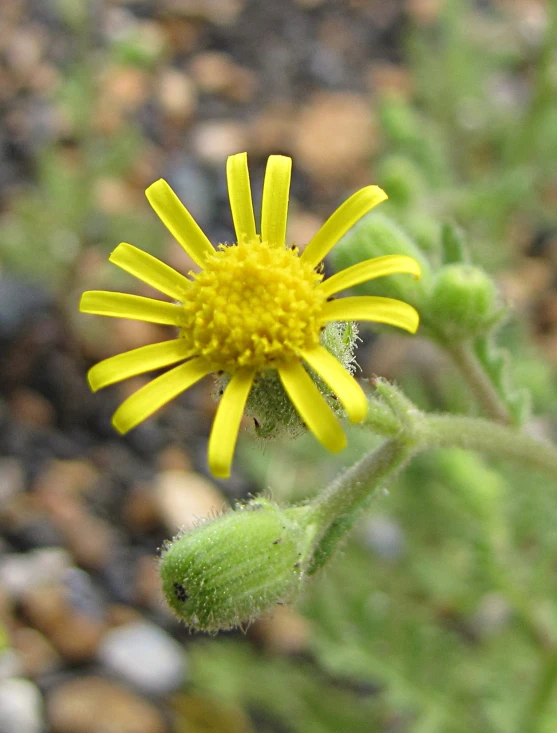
[0,678,43,733]
[98,621,186,694]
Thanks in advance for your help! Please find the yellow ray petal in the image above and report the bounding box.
[226,153,257,244]
[279,361,346,452]
[207,368,256,479]
[319,254,421,299]
[112,357,212,434]
[321,296,419,334]
[88,339,194,392]
[261,155,291,248]
[145,179,214,266]
[299,345,368,423]
[109,243,191,301]
[301,186,388,268]
[80,291,183,325]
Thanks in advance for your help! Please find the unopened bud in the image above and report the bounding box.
[159,499,316,632]
[430,264,500,338]
[331,214,431,308]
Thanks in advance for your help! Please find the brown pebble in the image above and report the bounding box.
[190,51,258,102]
[135,555,166,612]
[294,92,376,186]
[250,605,310,655]
[287,210,323,252]
[248,102,295,155]
[106,604,143,628]
[9,388,55,427]
[123,483,162,533]
[12,627,62,678]
[157,445,193,472]
[111,318,169,352]
[192,121,249,165]
[21,584,105,663]
[34,459,99,500]
[366,62,414,97]
[155,470,227,533]
[157,68,197,122]
[94,177,136,215]
[47,676,166,733]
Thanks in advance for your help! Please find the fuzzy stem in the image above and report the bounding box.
[306,439,415,574]
[305,409,557,576]
[425,414,557,480]
[445,341,512,424]
[519,651,557,733]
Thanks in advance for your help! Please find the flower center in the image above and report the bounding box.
[179,239,325,371]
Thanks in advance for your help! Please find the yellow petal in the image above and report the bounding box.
[319,254,421,299]
[226,153,257,244]
[299,345,368,423]
[145,179,214,266]
[207,368,256,479]
[278,361,346,453]
[261,155,291,248]
[87,339,194,392]
[301,186,388,268]
[112,357,212,434]
[321,296,420,334]
[80,291,183,326]
[110,243,191,301]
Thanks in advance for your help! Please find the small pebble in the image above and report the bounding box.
[0,677,44,733]
[98,620,187,694]
[155,469,227,532]
[47,676,166,733]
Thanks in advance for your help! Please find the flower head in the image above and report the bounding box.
[80,153,420,478]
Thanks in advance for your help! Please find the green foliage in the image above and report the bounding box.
[6,0,557,729]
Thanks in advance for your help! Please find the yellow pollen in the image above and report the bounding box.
[179,239,325,371]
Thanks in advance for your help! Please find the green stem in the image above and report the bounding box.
[425,414,557,480]
[519,650,557,733]
[445,341,512,424]
[306,439,415,575]
[306,406,557,576]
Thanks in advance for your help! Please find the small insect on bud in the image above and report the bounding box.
[159,498,316,632]
[430,264,500,338]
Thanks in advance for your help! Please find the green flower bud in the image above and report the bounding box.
[160,499,316,632]
[213,322,360,440]
[430,264,500,338]
[331,213,431,308]
[376,155,426,208]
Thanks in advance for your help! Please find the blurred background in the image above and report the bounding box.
[1,0,557,731]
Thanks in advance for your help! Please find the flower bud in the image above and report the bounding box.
[430,264,500,338]
[159,499,316,632]
[376,155,426,208]
[331,213,431,307]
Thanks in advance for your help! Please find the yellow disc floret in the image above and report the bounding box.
[180,238,325,371]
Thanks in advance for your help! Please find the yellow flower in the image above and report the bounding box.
[80,153,420,478]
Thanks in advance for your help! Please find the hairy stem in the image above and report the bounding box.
[425,414,557,480]
[519,651,557,733]
[445,341,512,424]
[306,405,557,576]
[306,438,415,574]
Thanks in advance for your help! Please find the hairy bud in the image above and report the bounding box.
[430,264,500,338]
[159,499,316,632]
